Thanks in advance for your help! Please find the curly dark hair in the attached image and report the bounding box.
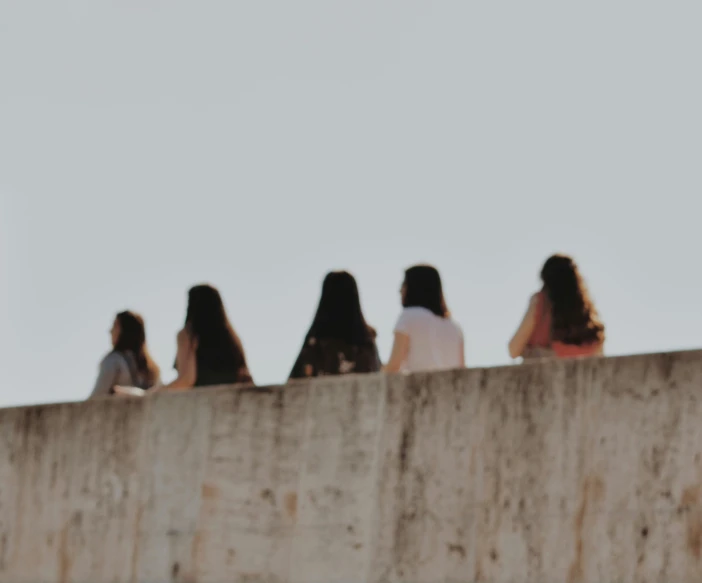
[541,254,605,346]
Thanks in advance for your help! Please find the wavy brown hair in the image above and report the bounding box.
[113,311,160,386]
[541,254,605,346]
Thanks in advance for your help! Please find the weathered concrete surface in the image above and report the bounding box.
[1,350,702,582]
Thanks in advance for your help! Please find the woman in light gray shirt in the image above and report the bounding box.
[90,311,161,398]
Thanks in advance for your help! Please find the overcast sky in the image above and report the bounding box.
[1,2,700,407]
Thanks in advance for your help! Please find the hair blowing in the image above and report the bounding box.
[402,264,449,318]
[541,254,605,346]
[113,311,160,386]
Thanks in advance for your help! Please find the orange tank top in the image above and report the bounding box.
[527,291,601,358]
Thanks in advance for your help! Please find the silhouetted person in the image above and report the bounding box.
[509,254,605,360]
[90,311,160,398]
[384,264,464,373]
[165,284,253,390]
[289,271,380,379]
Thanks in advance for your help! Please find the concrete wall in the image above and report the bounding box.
[1,350,702,583]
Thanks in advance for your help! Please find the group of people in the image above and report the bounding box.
[89,254,606,399]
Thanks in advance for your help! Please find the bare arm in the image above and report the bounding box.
[383,332,410,373]
[459,338,466,367]
[508,295,539,359]
[115,330,198,397]
[157,328,198,392]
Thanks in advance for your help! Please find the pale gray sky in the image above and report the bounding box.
[1,2,700,407]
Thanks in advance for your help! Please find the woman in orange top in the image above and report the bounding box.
[509,254,605,360]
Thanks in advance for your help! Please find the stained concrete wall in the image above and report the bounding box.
[1,350,702,583]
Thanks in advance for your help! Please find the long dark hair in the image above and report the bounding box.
[402,264,449,318]
[113,311,160,386]
[184,284,249,378]
[541,254,605,345]
[305,271,376,346]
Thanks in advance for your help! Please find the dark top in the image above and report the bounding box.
[195,366,252,388]
[289,337,381,380]
[173,328,253,388]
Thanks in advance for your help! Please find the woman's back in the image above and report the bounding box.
[511,255,605,360]
[394,307,464,372]
[91,351,157,397]
[290,336,380,379]
[526,292,602,358]
[177,285,253,388]
[195,367,251,386]
[176,327,252,388]
[290,270,379,380]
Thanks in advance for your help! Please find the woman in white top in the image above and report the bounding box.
[384,264,465,373]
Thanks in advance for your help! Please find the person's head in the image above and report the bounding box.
[185,284,248,373]
[111,311,160,385]
[401,264,449,318]
[306,271,375,345]
[540,254,605,345]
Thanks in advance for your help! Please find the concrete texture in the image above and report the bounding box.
[1,350,702,582]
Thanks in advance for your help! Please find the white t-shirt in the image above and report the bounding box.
[393,307,464,373]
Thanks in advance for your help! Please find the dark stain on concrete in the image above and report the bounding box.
[260,488,276,505]
[201,483,220,500]
[130,505,144,583]
[568,476,604,583]
[57,519,72,583]
[681,485,702,560]
[447,543,466,559]
[284,492,297,519]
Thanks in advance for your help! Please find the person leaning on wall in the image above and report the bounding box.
[89,310,161,398]
[289,270,381,380]
[508,253,605,361]
[384,264,465,373]
[114,284,253,396]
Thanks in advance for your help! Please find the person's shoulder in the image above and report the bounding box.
[395,307,433,334]
[399,306,433,320]
[177,327,195,346]
[446,317,464,337]
[395,307,422,327]
[530,291,544,305]
[100,351,127,370]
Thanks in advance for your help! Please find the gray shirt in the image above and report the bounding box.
[90,352,157,398]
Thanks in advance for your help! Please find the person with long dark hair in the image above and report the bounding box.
[509,254,605,360]
[289,271,380,379]
[384,264,465,373]
[166,284,253,390]
[90,311,161,398]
